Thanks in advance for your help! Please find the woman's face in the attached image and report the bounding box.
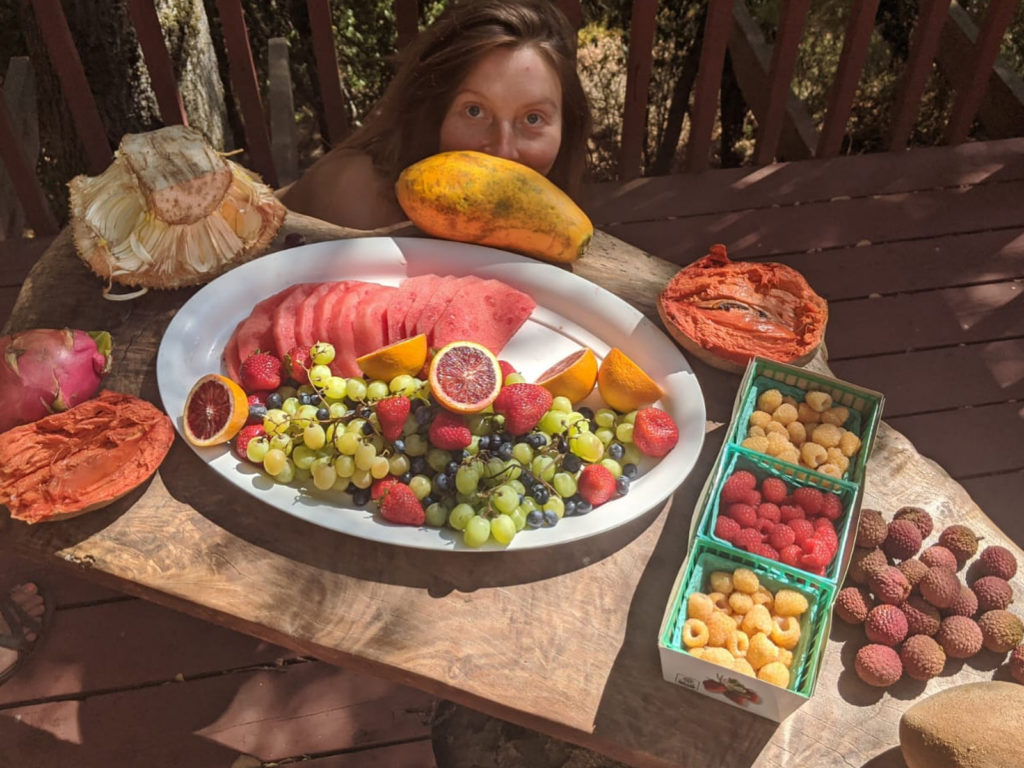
[439,45,563,176]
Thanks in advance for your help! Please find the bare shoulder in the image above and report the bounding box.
[278,149,407,230]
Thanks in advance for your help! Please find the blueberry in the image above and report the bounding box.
[434,473,452,492]
[351,487,370,507]
[316,407,330,422]
[575,500,593,516]
[248,403,267,422]
[616,475,631,495]
[622,463,639,479]
[542,509,560,527]
[477,435,491,451]
[519,470,535,486]
[526,510,545,529]
[446,460,461,476]
[578,406,594,420]
[532,486,550,505]
[561,453,582,473]
[563,499,577,516]
[399,472,412,484]
[415,406,434,425]
[361,421,374,435]
[393,438,406,453]
[266,392,283,410]
[497,442,513,460]
[528,433,546,448]
[299,392,314,406]
[422,495,435,508]
[608,442,625,461]
[411,457,429,475]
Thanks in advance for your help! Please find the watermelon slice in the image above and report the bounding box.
[232,285,299,373]
[429,278,537,355]
[414,276,471,338]
[294,282,338,352]
[331,283,382,377]
[272,283,320,358]
[222,331,241,382]
[386,275,440,344]
[353,284,398,359]
[401,274,451,340]
[313,280,360,348]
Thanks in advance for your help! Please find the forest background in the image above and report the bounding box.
[3,0,1024,223]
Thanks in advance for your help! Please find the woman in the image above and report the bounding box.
[279,0,592,230]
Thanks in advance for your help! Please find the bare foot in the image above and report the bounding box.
[0,583,47,679]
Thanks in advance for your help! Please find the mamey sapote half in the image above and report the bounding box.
[657,244,828,372]
[0,391,174,523]
[395,150,593,264]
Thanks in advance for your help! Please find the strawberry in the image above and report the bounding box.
[721,470,757,503]
[498,359,518,382]
[246,391,272,425]
[632,407,679,458]
[284,345,311,385]
[760,476,788,504]
[240,352,282,392]
[376,481,425,526]
[577,463,617,506]
[428,410,472,450]
[492,383,552,436]
[376,396,410,442]
[371,476,400,502]
[234,424,266,462]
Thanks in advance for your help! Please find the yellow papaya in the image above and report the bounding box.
[395,150,593,264]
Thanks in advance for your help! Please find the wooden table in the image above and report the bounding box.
[3,205,1022,768]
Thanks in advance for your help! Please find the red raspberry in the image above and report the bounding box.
[721,470,757,503]
[792,486,824,515]
[820,492,843,521]
[760,476,788,504]
[733,527,763,551]
[725,503,757,528]
[749,543,780,561]
[754,517,774,533]
[790,518,815,546]
[800,538,832,571]
[780,544,803,568]
[743,490,763,507]
[714,516,741,543]
[768,523,796,551]
[757,502,781,523]
[813,515,835,530]
[780,503,805,522]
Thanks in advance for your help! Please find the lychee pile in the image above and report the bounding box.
[712,468,846,576]
[839,505,1024,687]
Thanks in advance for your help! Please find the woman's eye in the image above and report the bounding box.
[525,113,544,126]
[465,105,482,118]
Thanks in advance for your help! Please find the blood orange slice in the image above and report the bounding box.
[428,341,502,414]
[182,373,249,447]
[536,347,597,404]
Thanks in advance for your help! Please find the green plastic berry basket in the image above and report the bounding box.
[727,357,885,487]
[661,536,835,698]
[697,444,861,585]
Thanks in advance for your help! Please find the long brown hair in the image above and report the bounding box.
[338,0,591,201]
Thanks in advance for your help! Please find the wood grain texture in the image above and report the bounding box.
[3,207,1022,768]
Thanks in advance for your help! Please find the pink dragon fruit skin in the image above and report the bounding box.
[0,328,112,433]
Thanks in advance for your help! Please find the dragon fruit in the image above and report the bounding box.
[0,328,112,433]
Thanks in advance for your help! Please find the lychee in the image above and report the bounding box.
[938,524,981,567]
[978,545,1018,581]
[864,604,909,646]
[847,547,889,587]
[936,615,984,659]
[919,567,961,610]
[855,508,888,549]
[900,634,946,681]
[944,584,979,618]
[901,595,942,636]
[897,558,929,589]
[882,519,923,561]
[977,609,1024,654]
[835,586,874,624]
[919,545,958,572]
[971,575,1013,613]
[1009,645,1024,684]
[869,565,912,605]
[855,644,902,687]
[893,505,934,539]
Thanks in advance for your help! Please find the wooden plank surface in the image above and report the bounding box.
[3,200,1023,768]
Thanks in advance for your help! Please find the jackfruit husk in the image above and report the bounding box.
[68,125,286,296]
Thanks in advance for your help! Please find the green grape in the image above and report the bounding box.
[312,461,337,490]
[504,372,527,385]
[367,434,384,454]
[595,408,617,428]
[388,453,411,476]
[264,448,288,477]
[570,432,604,463]
[484,456,506,479]
[334,454,355,478]
[409,474,433,500]
[448,503,476,531]
[464,515,492,547]
[490,514,516,545]
[519,497,539,514]
[246,436,270,463]
[404,433,428,456]
[310,342,335,365]
[291,445,317,471]
[508,479,526,496]
[425,502,448,527]
[303,423,326,450]
[335,431,359,455]
[328,402,348,419]
[324,376,347,400]
[538,410,568,434]
[543,496,566,518]
[427,448,451,473]
[264,409,290,436]
[455,464,481,495]
[531,455,556,482]
[600,458,623,478]
[491,484,519,514]
[622,442,643,466]
[350,468,373,489]
[269,433,293,455]
[595,427,615,446]
[509,506,527,531]
[293,466,311,483]
[346,418,367,434]
[502,459,522,480]
[466,413,491,435]
[276,385,297,401]
[354,442,377,471]
[621,410,638,424]
[389,374,414,394]
[281,397,300,416]
[275,459,296,484]
[309,364,332,388]
[615,422,635,443]
[332,475,350,492]
[346,378,367,400]
[466,436,481,456]
[511,442,533,464]
[566,411,588,429]
[551,395,573,413]
[552,471,577,498]
[366,380,389,401]
[370,455,390,479]
[295,404,319,426]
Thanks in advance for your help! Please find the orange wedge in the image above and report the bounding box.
[428,341,502,413]
[536,347,598,404]
[596,347,665,413]
[183,373,249,446]
[356,333,428,381]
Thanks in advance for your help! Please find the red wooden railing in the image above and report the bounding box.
[4,0,1024,236]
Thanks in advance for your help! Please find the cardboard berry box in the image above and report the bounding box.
[658,536,835,722]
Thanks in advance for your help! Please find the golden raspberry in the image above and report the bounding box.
[732,657,755,677]
[752,586,774,612]
[766,431,794,457]
[772,403,799,426]
[732,567,759,594]
[804,390,832,413]
[687,592,715,622]
[709,571,734,595]
[774,589,810,617]
[728,591,753,616]
[770,615,801,649]
[725,629,750,657]
[740,604,773,636]
[749,410,773,428]
[747,632,780,669]
[689,646,706,659]
[782,395,798,407]
[741,435,770,453]
[818,463,843,478]
[707,611,737,647]
[826,447,850,472]
[821,406,850,426]
[703,647,735,668]
[747,425,766,438]
[758,661,791,687]
[787,421,807,445]
[778,447,801,465]
[764,420,788,436]
[778,647,794,668]
[839,429,862,458]
[811,422,842,448]
[708,591,730,612]
[797,402,821,424]
[757,389,783,412]
[801,441,827,468]
[681,618,709,648]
